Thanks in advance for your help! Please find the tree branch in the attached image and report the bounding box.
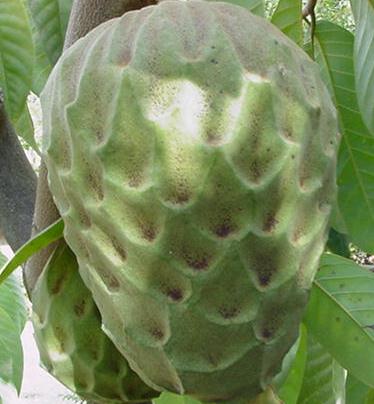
[302,0,318,59]
[23,163,60,293]
[302,0,318,18]
[0,92,36,252]
[64,0,157,49]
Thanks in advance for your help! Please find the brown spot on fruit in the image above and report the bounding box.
[206,131,223,146]
[96,267,120,291]
[140,223,157,242]
[51,274,67,295]
[184,253,210,271]
[215,221,233,238]
[108,275,120,290]
[251,253,277,287]
[54,326,67,352]
[174,190,190,205]
[245,236,283,289]
[74,299,86,317]
[250,161,261,182]
[77,209,91,228]
[263,214,278,232]
[283,129,292,140]
[150,327,164,340]
[166,288,183,302]
[262,328,273,339]
[292,228,303,243]
[258,273,271,286]
[87,172,104,201]
[128,173,143,188]
[95,130,104,142]
[111,239,127,260]
[218,306,240,319]
[207,353,219,367]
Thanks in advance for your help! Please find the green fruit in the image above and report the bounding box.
[32,242,159,403]
[41,1,339,402]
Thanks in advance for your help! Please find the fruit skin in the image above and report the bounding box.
[31,241,159,403]
[41,1,339,402]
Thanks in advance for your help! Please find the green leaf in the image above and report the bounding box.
[329,202,348,235]
[29,0,73,65]
[367,389,374,403]
[14,105,40,154]
[273,328,303,391]
[0,0,34,120]
[326,227,350,258]
[0,275,27,334]
[271,0,303,45]
[304,253,374,388]
[276,324,308,404]
[31,36,53,95]
[0,307,23,393]
[154,392,202,404]
[314,21,374,254]
[207,0,264,16]
[0,218,64,285]
[297,332,345,404]
[25,0,53,95]
[350,0,374,134]
[0,253,27,333]
[346,373,373,404]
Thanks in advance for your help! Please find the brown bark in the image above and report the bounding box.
[65,0,157,49]
[25,0,157,294]
[302,0,318,18]
[23,163,59,293]
[0,94,36,252]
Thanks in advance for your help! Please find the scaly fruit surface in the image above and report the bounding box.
[41,1,339,402]
[31,242,159,403]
